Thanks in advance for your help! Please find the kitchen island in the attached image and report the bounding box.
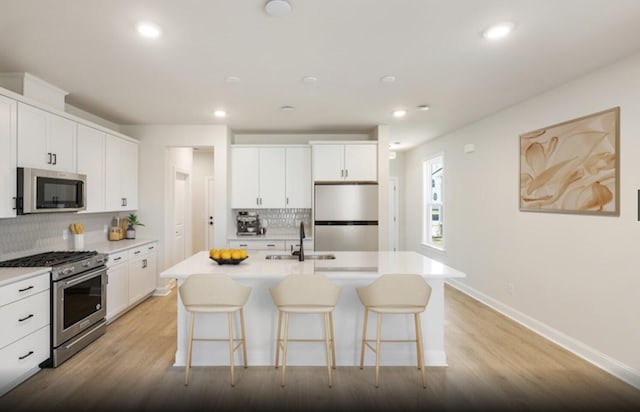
[160,250,466,367]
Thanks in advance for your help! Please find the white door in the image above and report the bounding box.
[174,172,188,264]
[206,176,215,249]
[389,177,399,251]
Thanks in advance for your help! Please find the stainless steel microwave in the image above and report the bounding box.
[17,167,87,214]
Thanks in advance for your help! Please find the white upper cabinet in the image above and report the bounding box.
[285,147,311,208]
[105,134,138,211]
[312,142,377,182]
[77,124,106,213]
[231,147,286,209]
[0,95,17,218]
[17,102,76,172]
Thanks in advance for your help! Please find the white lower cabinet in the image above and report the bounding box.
[106,242,157,323]
[128,244,157,306]
[229,238,314,252]
[0,271,50,397]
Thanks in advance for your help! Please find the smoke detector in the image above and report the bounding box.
[265,0,291,17]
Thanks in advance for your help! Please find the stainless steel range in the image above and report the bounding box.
[0,250,108,367]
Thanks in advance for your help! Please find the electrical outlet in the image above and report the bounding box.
[63,229,69,240]
[103,224,108,234]
[507,282,515,295]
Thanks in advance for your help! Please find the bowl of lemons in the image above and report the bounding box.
[209,248,248,265]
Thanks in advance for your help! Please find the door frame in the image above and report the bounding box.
[389,176,399,251]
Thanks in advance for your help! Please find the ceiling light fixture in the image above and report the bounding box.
[136,21,162,38]
[392,109,407,118]
[380,75,397,83]
[265,0,291,17]
[417,105,430,111]
[280,105,295,112]
[213,110,227,118]
[225,76,241,83]
[302,76,318,83]
[482,22,514,40]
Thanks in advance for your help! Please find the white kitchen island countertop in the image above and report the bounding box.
[160,250,466,368]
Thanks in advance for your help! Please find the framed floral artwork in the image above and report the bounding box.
[519,107,620,215]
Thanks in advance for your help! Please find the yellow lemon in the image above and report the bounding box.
[231,251,242,260]
[221,251,232,260]
[239,249,248,259]
[212,251,221,260]
[209,249,217,257]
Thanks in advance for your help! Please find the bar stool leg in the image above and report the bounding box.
[416,313,426,388]
[324,313,333,387]
[359,307,368,369]
[281,312,290,387]
[275,310,283,369]
[375,313,381,388]
[228,312,235,387]
[240,308,248,368]
[185,312,195,386]
[329,312,337,369]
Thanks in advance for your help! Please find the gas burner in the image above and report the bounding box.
[0,251,98,268]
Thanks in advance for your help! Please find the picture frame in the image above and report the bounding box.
[519,107,620,216]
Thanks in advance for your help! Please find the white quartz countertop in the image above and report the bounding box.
[160,250,466,281]
[86,238,157,254]
[0,267,51,287]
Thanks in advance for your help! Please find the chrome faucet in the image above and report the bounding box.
[299,222,305,261]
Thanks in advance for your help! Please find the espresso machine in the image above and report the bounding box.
[236,211,261,235]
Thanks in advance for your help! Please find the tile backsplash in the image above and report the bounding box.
[0,212,121,260]
[231,208,311,234]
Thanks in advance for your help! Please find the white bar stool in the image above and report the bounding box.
[179,273,252,386]
[269,273,342,387]
[356,274,432,388]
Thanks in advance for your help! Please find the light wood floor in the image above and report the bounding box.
[2,285,639,411]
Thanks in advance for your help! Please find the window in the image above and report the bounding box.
[423,154,444,249]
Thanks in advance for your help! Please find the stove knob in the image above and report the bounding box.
[82,260,92,268]
[63,267,75,276]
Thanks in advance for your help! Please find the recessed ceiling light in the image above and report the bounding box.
[265,0,291,17]
[417,105,430,111]
[136,21,162,38]
[280,105,295,112]
[380,75,396,83]
[392,109,407,118]
[213,110,227,118]
[225,76,241,83]
[302,76,318,83]
[482,22,514,40]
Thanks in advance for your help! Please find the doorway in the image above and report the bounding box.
[205,176,215,249]
[174,170,190,264]
[389,177,399,251]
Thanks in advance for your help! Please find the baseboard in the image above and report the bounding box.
[446,279,640,390]
[153,279,176,296]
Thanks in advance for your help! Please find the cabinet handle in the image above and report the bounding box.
[345,169,348,177]
[286,197,289,205]
[12,196,17,210]
[47,152,52,164]
[267,244,276,247]
[19,351,34,360]
[113,256,122,261]
[134,250,141,255]
[148,246,154,250]
[18,314,35,322]
[121,198,127,207]
[256,197,260,205]
[142,259,148,269]
[18,285,34,292]
[239,244,248,248]
[52,153,57,165]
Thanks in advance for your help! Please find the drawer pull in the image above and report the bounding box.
[18,285,34,293]
[114,257,122,261]
[134,251,141,254]
[19,351,34,360]
[267,244,276,247]
[18,314,35,322]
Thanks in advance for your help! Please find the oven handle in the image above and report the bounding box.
[63,268,106,287]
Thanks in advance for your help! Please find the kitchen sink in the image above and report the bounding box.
[265,254,336,260]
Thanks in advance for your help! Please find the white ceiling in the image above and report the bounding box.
[1,0,640,150]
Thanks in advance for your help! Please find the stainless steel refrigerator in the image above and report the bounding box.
[314,183,378,251]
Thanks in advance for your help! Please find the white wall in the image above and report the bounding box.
[121,125,229,293]
[403,52,640,388]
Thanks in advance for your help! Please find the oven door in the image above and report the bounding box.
[53,266,107,347]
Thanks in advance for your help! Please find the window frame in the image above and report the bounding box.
[422,153,445,250]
